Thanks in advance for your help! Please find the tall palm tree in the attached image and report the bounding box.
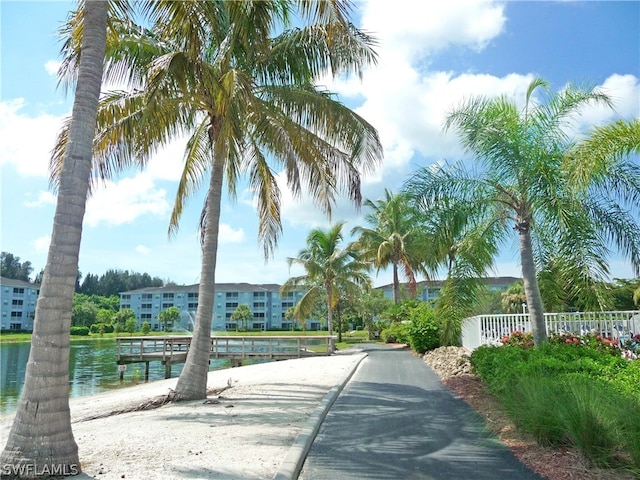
[404,78,640,345]
[281,222,371,350]
[53,1,382,400]
[0,0,109,474]
[425,200,503,345]
[351,189,431,304]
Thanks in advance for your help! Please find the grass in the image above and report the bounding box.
[0,329,375,346]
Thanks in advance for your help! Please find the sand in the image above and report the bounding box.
[0,351,367,480]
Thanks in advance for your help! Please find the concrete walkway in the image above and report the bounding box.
[298,345,545,480]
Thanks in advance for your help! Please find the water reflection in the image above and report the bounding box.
[0,339,230,415]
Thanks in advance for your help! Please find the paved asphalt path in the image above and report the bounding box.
[300,345,545,480]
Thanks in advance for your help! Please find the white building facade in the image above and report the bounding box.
[0,276,39,331]
[119,283,317,331]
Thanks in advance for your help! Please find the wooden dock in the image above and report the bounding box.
[116,335,336,379]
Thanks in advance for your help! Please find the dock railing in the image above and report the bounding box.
[461,310,640,352]
[116,334,336,365]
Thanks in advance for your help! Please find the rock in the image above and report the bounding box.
[423,346,472,380]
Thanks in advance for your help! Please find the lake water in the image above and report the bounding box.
[0,339,231,415]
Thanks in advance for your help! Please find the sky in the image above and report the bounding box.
[1,1,639,288]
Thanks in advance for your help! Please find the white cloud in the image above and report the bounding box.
[33,235,51,253]
[359,1,506,62]
[144,136,192,182]
[23,191,56,208]
[0,99,64,177]
[44,60,61,76]
[218,224,245,244]
[135,245,151,255]
[84,173,170,227]
[573,74,640,131]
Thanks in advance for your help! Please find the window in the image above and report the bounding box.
[141,313,152,320]
[9,323,22,330]
[254,312,265,318]
[11,311,23,317]
[253,291,266,298]
[12,299,23,306]
[226,302,238,309]
[141,303,152,309]
[121,304,131,310]
[122,294,131,300]
[226,292,239,298]
[253,302,265,308]
[188,302,198,309]
[141,294,152,300]
[252,322,264,329]
[282,302,294,308]
[188,292,198,299]
[163,293,174,300]
[12,288,24,294]
[162,303,174,309]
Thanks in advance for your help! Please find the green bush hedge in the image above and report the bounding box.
[89,323,114,334]
[470,343,640,470]
[70,326,90,336]
[406,304,440,354]
[380,321,410,344]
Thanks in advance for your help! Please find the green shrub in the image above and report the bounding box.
[470,343,640,470]
[380,322,409,344]
[141,321,151,335]
[125,317,137,334]
[89,322,114,334]
[406,304,440,353]
[70,326,90,336]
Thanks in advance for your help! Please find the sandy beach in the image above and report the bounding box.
[0,351,367,480]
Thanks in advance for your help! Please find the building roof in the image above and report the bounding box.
[0,276,40,289]
[120,282,283,295]
[374,276,521,290]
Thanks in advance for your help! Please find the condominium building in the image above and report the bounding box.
[376,276,521,303]
[119,283,318,331]
[0,276,39,331]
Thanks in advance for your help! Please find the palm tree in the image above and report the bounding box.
[351,189,431,304]
[421,195,502,345]
[0,0,108,474]
[53,1,382,400]
[282,222,371,351]
[404,78,640,345]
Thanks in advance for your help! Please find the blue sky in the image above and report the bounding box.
[1,1,639,288]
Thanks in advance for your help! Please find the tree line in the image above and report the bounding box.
[1,251,167,296]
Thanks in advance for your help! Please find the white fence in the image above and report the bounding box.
[461,310,640,352]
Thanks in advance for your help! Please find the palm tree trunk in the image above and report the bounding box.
[0,1,107,475]
[392,263,400,304]
[519,228,547,345]
[173,156,224,400]
[336,302,343,343]
[326,285,334,353]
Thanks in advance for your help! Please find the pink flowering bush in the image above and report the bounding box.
[500,330,534,347]
[547,332,622,357]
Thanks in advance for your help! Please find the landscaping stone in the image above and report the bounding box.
[422,346,472,379]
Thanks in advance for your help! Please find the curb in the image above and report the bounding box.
[274,352,368,480]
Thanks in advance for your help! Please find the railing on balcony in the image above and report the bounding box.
[461,310,640,352]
